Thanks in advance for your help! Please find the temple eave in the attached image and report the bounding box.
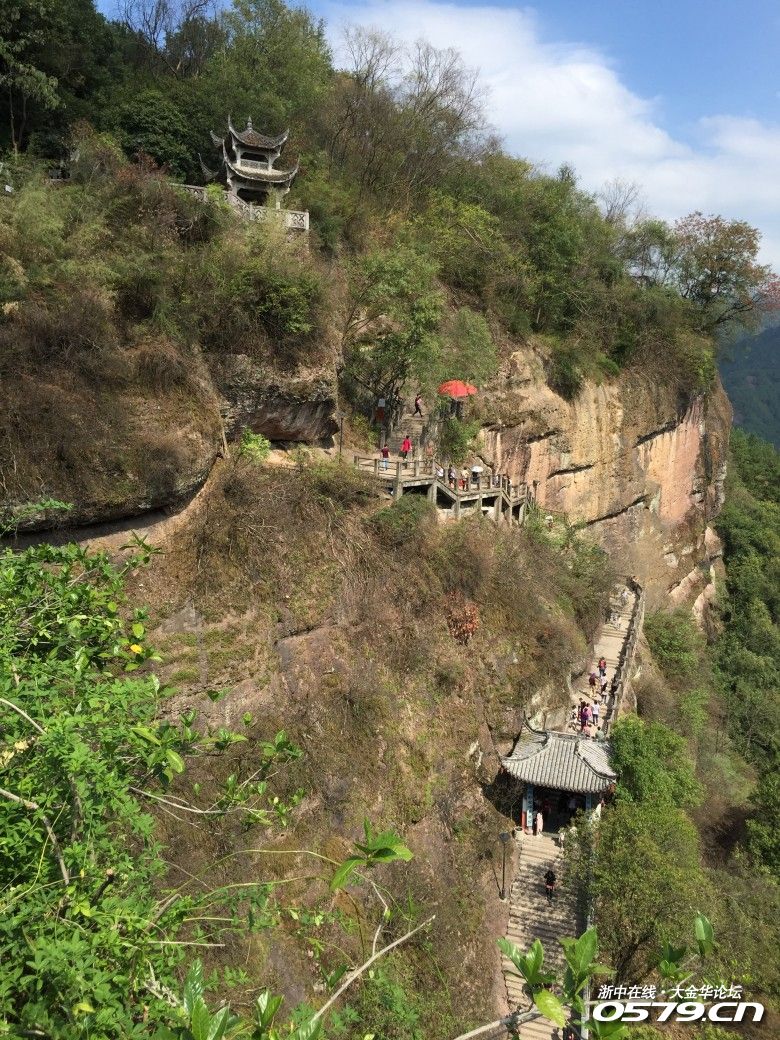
[226,118,289,150]
[224,157,298,184]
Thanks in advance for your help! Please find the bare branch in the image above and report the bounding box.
[0,696,45,735]
[452,1008,541,1040]
[311,915,435,1024]
[1,697,84,841]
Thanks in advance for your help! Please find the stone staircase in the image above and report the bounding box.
[568,585,637,732]
[502,833,580,1040]
[384,413,427,458]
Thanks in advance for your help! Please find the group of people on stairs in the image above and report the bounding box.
[573,655,609,736]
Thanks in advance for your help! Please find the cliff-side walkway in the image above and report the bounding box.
[567,579,645,736]
[352,454,530,523]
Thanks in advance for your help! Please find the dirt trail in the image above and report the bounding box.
[2,447,316,555]
[4,468,220,555]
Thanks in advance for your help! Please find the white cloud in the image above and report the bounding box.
[321,1,780,269]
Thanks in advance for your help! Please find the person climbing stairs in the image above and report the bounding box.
[384,412,428,459]
[502,832,580,1040]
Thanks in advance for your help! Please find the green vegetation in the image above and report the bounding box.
[719,323,780,448]
[566,714,710,983]
[2,0,775,425]
[0,536,287,1035]
[438,417,480,464]
[240,429,272,462]
[714,430,780,878]
[565,435,780,999]
[0,525,426,1038]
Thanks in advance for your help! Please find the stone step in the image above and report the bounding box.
[519,1020,558,1040]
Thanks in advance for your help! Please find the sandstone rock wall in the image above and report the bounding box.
[2,347,339,531]
[477,348,732,602]
[214,355,338,444]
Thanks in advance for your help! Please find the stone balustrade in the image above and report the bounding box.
[179,185,309,231]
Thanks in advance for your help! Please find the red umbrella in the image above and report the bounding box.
[437,380,478,399]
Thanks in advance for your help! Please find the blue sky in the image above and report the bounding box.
[99,0,780,266]
[463,0,780,136]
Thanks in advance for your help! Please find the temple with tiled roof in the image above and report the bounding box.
[501,725,616,831]
[202,117,298,207]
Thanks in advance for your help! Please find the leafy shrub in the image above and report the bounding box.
[197,235,324,359]
[595,352,620,378]
[112,89,192,179]
[645,609,703,681]
[434,308,499,389]
[437,417,479,464]
[371,495,433,548]
[610,715,703,808]
[239,429,272,461]
[547,346,583,399]
[347,413,379,450]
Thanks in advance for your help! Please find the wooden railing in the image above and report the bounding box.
[353,455,526,497]
[602,575,645,735]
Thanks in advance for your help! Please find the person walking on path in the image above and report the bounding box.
[591,700,600,729]
[544,867,556,905]
[448,464,457,489]
[600,674,608,698]
[380,443,390,470]
[588,671,598,692]
[533,810,544,836]
[413,393,424,417]
[400,436,412,461]
[598,656,607,677]
[580,703,591,732]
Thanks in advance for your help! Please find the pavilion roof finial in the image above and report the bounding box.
[247,116,253,129]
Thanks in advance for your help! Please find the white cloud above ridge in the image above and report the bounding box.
[321,0,780,269]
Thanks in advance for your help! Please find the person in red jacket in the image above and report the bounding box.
[400,436,412,461]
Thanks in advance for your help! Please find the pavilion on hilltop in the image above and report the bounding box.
[202,117,299,208]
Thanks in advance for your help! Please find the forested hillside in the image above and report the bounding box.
[1,2,778,1039]
[719,323,780,447]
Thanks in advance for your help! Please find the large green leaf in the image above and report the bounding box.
[330,856,364,891]
[533,989,566,1028]
[183,961,205,1015]
[694,913,714,957]
[255,990,284,1028]
[189,1000,212,1040]
[290,1019,322,1040]
[561,927,597,978]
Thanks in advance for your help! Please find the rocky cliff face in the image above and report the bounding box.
[214,355,338,443]
[1,347,339,531]
[477,347,732,605]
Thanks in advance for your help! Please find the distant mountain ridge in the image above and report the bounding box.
[719,324,780,448]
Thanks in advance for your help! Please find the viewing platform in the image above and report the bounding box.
[352,454,530,524]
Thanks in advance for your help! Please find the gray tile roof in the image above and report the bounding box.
[501,730,616,794]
